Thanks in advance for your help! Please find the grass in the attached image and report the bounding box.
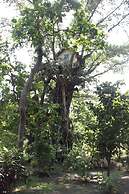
[13,176,55,194]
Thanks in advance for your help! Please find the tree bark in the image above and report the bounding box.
[61,79,69,149]
[18,46,43,149]
[107,156,111,177]
[53,78,75,149]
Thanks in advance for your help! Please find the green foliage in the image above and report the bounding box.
[25,99,61,172]
[0,148,27,193]
[12,0,78,47]
[89,82,129,175]
[70,91,98,158]
[32,140,56,172]
[27,101,61,144]
[0,61,28,152]
[0,59,28,135]
[1,2,129,191]
[70,7,105,50]
[0,130,17,152]
[65,143,93,176]
[0,103,19,133]
[100,171,121,194]
[0,148,23,170]
[64,90,100,176]
[11,0,107,72]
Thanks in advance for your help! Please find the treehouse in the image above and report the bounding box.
[57,49,81,69]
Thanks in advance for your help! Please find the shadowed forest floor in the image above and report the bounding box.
[11,171,129,194]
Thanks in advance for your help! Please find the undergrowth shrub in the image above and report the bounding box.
[0,147,27,194]
[99,171,121,194]
[64,143,93,177]
[31,140,56,176]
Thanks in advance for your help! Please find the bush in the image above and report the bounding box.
[31,140,56,176]
[0,148,27,193]
[99,171,121,194]
[64,143,93,177]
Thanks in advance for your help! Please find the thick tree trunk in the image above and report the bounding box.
[18,72,35,148]
[107,157,111,177]
[61,80,69,149]
[18,46,43,149]
[53,78,75,149]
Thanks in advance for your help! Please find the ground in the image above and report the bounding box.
[119,172,129,194]
[11,171,129,194]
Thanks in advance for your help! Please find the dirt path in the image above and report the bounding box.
[12,183,99,194]
[11,171,129,194]
[119,172,129,194]
[12,173,99,194]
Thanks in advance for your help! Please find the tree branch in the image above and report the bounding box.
[108,13,129,32]
[88,0,103,21]
[97,0,125,26]
[26,0,33,4]
[52,22,56,60]
[87,58,129,80]
[85,53,103,76]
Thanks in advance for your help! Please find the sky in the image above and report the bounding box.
[0,1,129,92]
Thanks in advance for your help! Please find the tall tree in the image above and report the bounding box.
[9,0,129,149]
[90,82,129,176]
